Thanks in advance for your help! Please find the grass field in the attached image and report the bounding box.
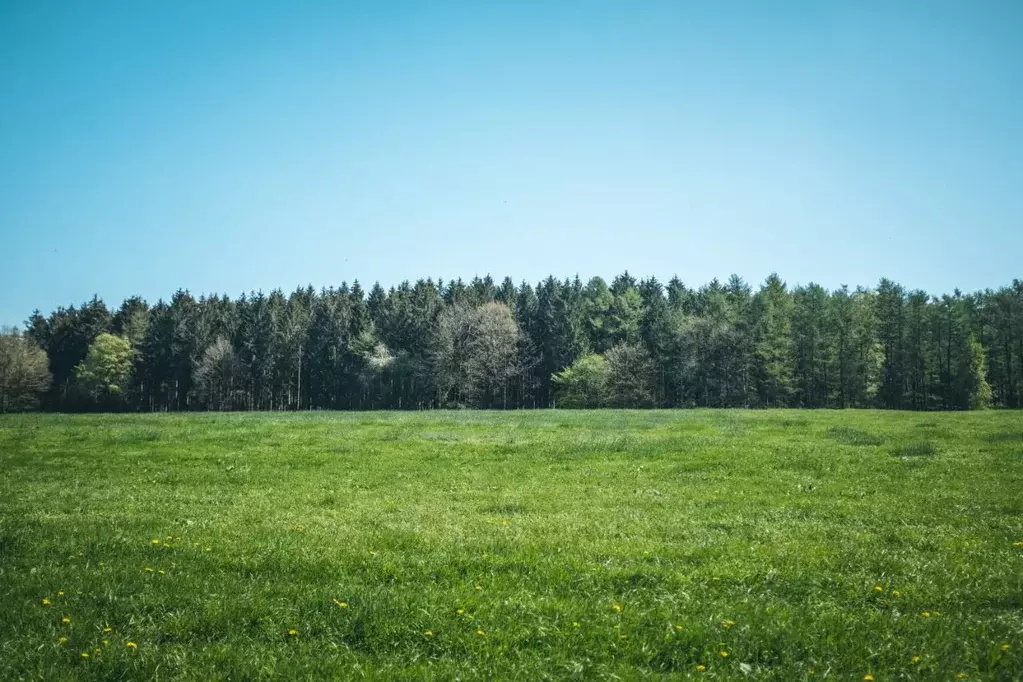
[1,410,1021,680]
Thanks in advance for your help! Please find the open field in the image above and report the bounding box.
[1,410,1021,680]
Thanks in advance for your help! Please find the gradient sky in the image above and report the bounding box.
[1,0,1021,327]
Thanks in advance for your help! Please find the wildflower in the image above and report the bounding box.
[873,585,883,592]
[674,624,684,632]
[158,570,165,575]
[42,598,51,606]
[288,629,298,637]
[921,611,930,618]
[612,601,622,613]
[81,652,89,659]
[58,636,68,644]
[333,599,348,609]
[99,562,104,567]
[721,619,736,629]
[892,590,901,597]
[696,665,706,672]
[619,634,628,640]
[912,656,920,663]
[1014,541,1023,548]
[572,622,580,628]
[151,539,160,545]
[475,585,482,591]
[863,676,874,682]
[94,648,101,654]
[1002,644,1010,652]
[720,650,728,658]
[103,640,109,647]
[166,535,172,541]
[126,642,137,649]
[62,617,71,624]
[57,591,64,597]
[956,674,968,679]
[423,630,433,638]
[103,627,112,633]
[204,547,211,552]
[144,567,154,573]
[476,629,486,637]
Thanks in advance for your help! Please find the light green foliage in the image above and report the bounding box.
[604,342,656,408]
[0,410,1020,680]
[0,329,52,413]
[552,353,609,407]
[75,333,134,397]
[964,336,993,409]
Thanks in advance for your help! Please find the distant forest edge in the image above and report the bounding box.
[2,273,1022,413]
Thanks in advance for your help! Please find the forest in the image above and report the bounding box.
[2,273,1022,412]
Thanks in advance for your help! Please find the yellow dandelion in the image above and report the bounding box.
[921,611,931,618]
[696,664,706,672]
[572,622,580,628]
[94,648,101,654]
[158,569,165,575]
[912,656,920,663]
[863,675,874,682]
[288,629,298,637]
[57,591,64,597]
[722,619,736,629]
[126,642,137,649]
[1002,644,1010,652]
[103,627,112,633]
[151,539,160,545]
[873,585,883,592]
[42,598,51,606]
[204,547,211,552]
[619,634,628,640]
[612,601,623,613]
[102,640,109,647]
[1014,541,1023,548]
[956,674,968,680]
[423,630,433,638]
[62,617,71,624]
[333,599,348,609]
[456,608,465,615]
[166,535,173,540]
[674,624,684,632]
[144,567,154,573]
[720,650,729,658]
[475,585,482,591]
[99,562,104,566]
[58,636,68,644]
[80,652,89,659]
[476,629,486,637]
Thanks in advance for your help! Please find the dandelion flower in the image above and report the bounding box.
[58,636,68,644]
[619,634,628,640]
[204,547,211,552]
[456,609,465,616]
[62,617,71,624]
[612,601,622,613]
[1002,644,1010,652]
[144,567,154,573]
[104,627,112,633]
[863,675,874,682]
[720,650,728,658]
[572,622,580,628]
[332,599,348,609]
[674,624,684,632]
[912,656,920,663]
[696,665,706,672]
[423,630,433,638]
[158,569,165,575]
[287,629,298,637]
[57,591,64,597]
[476,629,486,637]
[102,640,109,647]
[475,585,482,591]
[1014,541,1023,548]
[126,642,137,649]
[873,585,883,592]
[81,652,89,659]
[921,611,931,618]
[42,598,51,606]
[956,674,968,679]
[151,539,160,545]
[721,619,736,629]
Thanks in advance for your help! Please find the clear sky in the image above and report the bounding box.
[1,0,1021,327]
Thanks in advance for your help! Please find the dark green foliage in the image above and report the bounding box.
[891,441,937,457]
[826,426,885,446]
[18,275,1023,411]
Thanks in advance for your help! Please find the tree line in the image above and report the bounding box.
[2,273,1021,412]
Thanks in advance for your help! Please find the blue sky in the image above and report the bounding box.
[1,0,1021,327]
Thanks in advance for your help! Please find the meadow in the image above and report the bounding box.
[0,410,1021,681]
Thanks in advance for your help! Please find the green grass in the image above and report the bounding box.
[1,410,1021,680]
